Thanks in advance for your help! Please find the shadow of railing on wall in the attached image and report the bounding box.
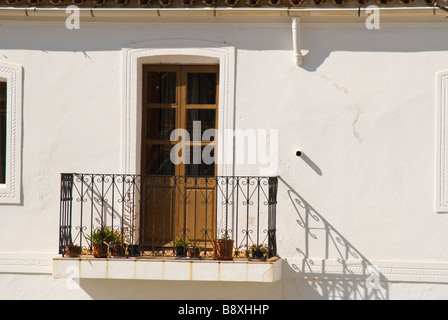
[280,177,389,300]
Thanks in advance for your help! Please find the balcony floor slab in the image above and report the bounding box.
[52,256,282,282]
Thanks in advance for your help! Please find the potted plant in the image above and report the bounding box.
[234,246,242,258]
[126,244,141,257]
[86,227,113,258]
[64,241,81,258]
[188,246,201,259]
[123,185,141,257]
[212,234,234,260]
[250,244,268,260]
[174,237,190,258]
[110,230,126,257]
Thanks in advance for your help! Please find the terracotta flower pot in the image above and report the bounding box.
[93,243,108,258]
[188,247,201,259]
[213,239,234,260]
[127,244,141,257]
[110,243,126,257]
[175,246,187,258]
[65,245,81,257]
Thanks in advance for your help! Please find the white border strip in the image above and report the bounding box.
[437,71,448,212]
[121,41,236,177]
[0,61,22,204]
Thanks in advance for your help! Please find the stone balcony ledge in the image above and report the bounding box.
[52,256,282,282]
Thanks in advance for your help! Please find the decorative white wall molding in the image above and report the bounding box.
[0,254,53,274]
[121,40,236,178]
[0,61,22,205]
[437,70,448,212]
[5,253,448,284]
[285,258,448,284]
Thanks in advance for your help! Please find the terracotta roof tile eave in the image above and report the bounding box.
[0,0,444,9]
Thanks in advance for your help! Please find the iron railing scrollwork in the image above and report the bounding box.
[59,173,278,260]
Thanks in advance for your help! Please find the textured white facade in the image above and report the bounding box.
[1,8,448,299]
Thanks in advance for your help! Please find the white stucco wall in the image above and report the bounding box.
[1,16,448,299]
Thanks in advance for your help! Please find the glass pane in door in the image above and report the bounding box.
[147,72,176,104]
[186,109,216,141]
[146,108,176,141]
[145,144,175,175]
[187,73,217,105]
[186,145,215,176]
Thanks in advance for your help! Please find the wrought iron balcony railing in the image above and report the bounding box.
[59,173,278,260]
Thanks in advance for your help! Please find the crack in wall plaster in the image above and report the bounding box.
[320,74,350,94]
[319,74,363,143]
[352,106,363,143]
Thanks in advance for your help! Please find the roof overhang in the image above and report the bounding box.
[0,6,447,23]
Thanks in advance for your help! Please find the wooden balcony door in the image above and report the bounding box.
[141,64,219,249]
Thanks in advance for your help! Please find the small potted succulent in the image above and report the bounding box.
[188,245,201,259]
[174,237,190,258]
[123,187,141,257]
[234,246,242,258]
[127,244,141,257]
[86,227,113,258]
[110,230,126,257]
[64,241,81,258]
[250,244,268,260]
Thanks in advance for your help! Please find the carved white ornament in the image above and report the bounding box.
[0,61,22,204]
[437,71,448,212]
[121,41,236,177]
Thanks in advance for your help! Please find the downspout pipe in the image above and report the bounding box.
[291,16,303,67]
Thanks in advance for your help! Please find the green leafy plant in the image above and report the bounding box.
[174,237,190,258]
[123,184,138,245]
[86,227,113,245]
[110,229,126,256]
[112,230,125,244]
[174,237,190,248]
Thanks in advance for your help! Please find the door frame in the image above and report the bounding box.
[122,45,236,178]
[122,45,236,243]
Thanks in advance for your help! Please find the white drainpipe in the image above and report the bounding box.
[291,16,303,67]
